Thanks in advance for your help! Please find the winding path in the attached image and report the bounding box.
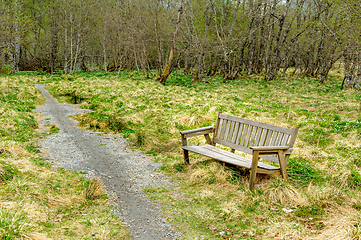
[35,84,180,240]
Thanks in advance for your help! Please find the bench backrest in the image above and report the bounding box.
[213,112,298,164]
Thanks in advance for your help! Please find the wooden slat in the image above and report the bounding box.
[231,122,240,144]
[264,130,273,146]
[249,127,259,148]
[270,131,279,146]
[240,124,250,146]
[276,132,284,146]
[204,134,212,145]
[223,120,231,141]
[181,126,214,135]
[243,125,254,148]
[214,111,222,138]
[288,127,299,148]
[281,134,290,146]
[235,123,244,145]
[258,129,268,146]
[228,121,236,142]
[213,138,292,164]
[194,145,280,170]
[219,114,294,134]
[220,119,228,140]
[254,127,263,146]
[182,128,214,138]
[215,118,223,139]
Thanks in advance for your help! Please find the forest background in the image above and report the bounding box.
[1,0,361,87]
[1,0,361,239]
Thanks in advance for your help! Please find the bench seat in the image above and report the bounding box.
[182,144,280,173]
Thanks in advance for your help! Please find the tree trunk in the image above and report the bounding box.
[157,0,184,85]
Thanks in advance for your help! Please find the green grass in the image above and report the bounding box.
[0,74,129,239]
[6,68,361,238]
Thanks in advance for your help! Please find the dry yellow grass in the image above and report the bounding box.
[42,70,361,239]
[0,74,129,239]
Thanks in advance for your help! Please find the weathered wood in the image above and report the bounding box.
[216,118,224,139]
[183,149,189,164]
[180,126,214,136]
[220,119,228,140]
[249,150,260,190]
[281,134,290,146]
[181,134,187,146]
[270,131,278,146]
[179,112,298,190]
[228,121,236,142]
[276,132,284,146]
[231,122,240,144]
[224,120,231,141]
[240,124,249,146]
[213,138,293,164]
[264,130,273,146]
[278,150,288,180]
[214,111,222,138]
[235,123,244,145]
[243,125,253,147]
[251,146,289,151]
[249,126,259,148]
[219,114,294,134]
[204,134,212,145]
[258,129,268,146]
[254,127,263,146]
[183,145,280,170]
[288,127,299,147]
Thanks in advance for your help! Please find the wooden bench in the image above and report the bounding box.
[180,112,298,190]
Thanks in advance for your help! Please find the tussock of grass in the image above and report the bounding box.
[42,69,361,238]
[83,178,106,201]
[0,75,129,239]
[264,177,305,206]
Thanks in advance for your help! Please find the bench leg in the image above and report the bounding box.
[278,150,288,180]
[183,150,189,164]
[249,151,260,191]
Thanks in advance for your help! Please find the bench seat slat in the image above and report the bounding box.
[182,145,280,171]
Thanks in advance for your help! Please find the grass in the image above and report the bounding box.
[41,68,361,239]
[0,74,129,239]
[3,68,361,238]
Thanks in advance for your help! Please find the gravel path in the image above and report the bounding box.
[35,84,181,240]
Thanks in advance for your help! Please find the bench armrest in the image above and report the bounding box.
[180,126,215,138]
[250,146,289,151]
[250,146,293,155]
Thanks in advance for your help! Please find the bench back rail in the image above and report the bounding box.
[213,113,298,164]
